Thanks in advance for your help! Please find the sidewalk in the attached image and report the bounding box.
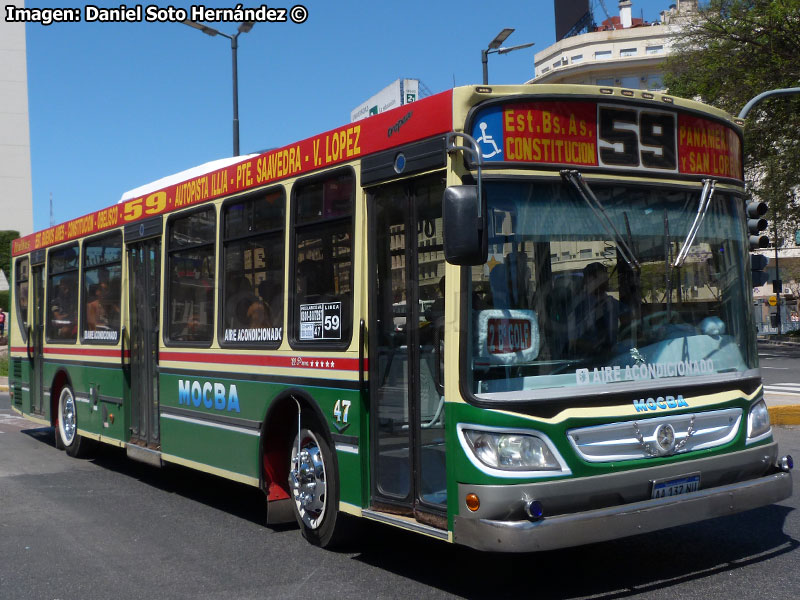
[758,337,800,425]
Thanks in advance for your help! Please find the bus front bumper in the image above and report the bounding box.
[453,470,792,553]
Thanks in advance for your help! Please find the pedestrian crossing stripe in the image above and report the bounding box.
[764,383,800,396]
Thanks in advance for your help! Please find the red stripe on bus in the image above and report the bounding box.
[42,347,128,358]
[159,351,364,372]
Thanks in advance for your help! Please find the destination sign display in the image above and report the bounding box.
[470,100,743,181]
[12,90,454,256]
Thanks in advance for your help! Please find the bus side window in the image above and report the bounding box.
[166,207,216,344]
[46,244,80,342]
[292,171,354,345]
[221,188,285,345]
[15,257,29,340]
[81,232,122,344]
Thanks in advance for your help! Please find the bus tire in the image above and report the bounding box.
[57,385,88,458]
[288,427,347,547]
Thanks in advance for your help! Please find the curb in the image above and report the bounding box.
[768,405,800,426]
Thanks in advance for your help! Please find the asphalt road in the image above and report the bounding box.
[759,341,800,386]
[1,391,799,600]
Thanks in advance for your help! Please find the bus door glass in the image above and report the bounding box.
[369,173,447,513]
[30,264,45,414]
[127,237,161,447]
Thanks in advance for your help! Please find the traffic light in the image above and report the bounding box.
[748,201,769,249]
[751,253,769,288]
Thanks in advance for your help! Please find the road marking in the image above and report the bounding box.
[764,383,800,397]
[762,366,790,369]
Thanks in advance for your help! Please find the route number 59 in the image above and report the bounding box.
[598,105,677,171]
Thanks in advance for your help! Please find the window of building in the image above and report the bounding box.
[292,171,354,346]
[14,257,29,341]
[221,188,285,346]
[167,207,216,344]
[81,232,122,344]
[646,45,664,55]
[47,244,79,342]
[594,50,612,60]
[647,74,665,91]
[620,47,638,57]
[596,77,614,86]
[541,66,550,74]
[571,54,584,64]
[620,75,641,89]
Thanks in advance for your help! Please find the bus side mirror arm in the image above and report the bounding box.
[443,132,488,266]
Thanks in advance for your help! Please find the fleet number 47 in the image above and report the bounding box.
[333,399,351,424]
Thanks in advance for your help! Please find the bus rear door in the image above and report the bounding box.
[125,218,162,448]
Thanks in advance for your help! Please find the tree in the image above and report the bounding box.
[0,230,20,278]
[663,0,800,225]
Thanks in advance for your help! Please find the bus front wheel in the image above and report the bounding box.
[288,427,345,547]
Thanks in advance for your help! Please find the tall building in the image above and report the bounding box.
[0,1,34,237]
[529,1,699,91]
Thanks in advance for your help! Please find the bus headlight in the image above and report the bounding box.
[463,429,561,471]
[747,400,771,440]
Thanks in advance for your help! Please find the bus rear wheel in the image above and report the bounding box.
[288,427,345,547]
[58,385,88,458]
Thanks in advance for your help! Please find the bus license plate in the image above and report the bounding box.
[651,474,700,499]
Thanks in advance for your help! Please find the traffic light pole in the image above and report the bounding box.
[739,88,800,336]
[774,219,781,335]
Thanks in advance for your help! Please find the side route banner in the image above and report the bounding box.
[13,90,453,256]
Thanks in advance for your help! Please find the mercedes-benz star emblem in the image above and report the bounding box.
[654,423,676,455]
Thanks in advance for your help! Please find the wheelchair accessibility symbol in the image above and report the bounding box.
[477,122,502,159]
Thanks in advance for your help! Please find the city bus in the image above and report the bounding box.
[8,85,793,551]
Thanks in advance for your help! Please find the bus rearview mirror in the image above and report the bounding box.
[443,185,488,266]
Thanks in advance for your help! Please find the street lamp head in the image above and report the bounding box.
[238,21,255,34]
[496,41,535,55]
[181,19,220,37]
[488,28,514,50]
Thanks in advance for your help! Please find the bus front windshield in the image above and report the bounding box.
[469,180,757,399]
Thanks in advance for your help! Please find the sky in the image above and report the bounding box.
[21,0,673,231]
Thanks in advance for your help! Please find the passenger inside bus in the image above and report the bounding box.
[86,282,109,330]
[574,262,621,355]
[51,276,77,338]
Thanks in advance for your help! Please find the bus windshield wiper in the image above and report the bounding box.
[673,178,716,268]
[561,169,640,270]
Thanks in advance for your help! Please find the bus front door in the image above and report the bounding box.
[127,237,161,448]
[369,174,447,521]
[29,264,45,415]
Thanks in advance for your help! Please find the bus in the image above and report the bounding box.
[8,85,793,551]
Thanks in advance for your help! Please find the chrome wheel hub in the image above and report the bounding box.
[60,389,76,445]
[290,434,327,529]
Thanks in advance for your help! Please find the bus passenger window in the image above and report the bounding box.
[292,172,354,345]
[47,244,80,342]
[221,188,285,346]
[15,257,29,339]
[167,207,216,344]
[81,232,122,343]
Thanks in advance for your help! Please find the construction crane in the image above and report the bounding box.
[594,0,612,26]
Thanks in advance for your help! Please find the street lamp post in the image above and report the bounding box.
[481,28,534,85]
[182,20,254,156]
